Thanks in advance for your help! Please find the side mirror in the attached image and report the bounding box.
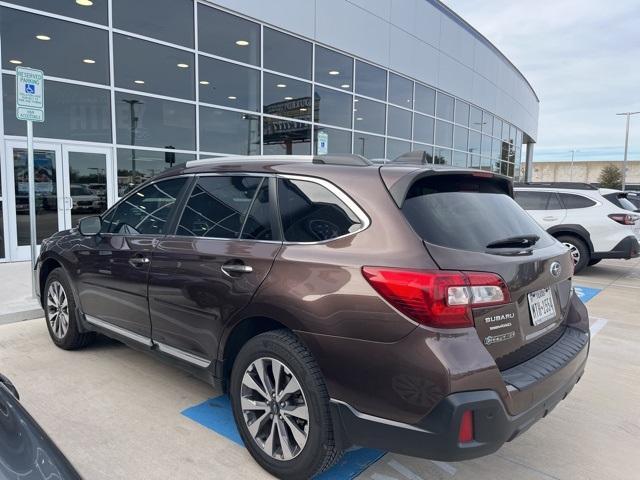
[78,215,102,236]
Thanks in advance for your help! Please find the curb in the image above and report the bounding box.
[0,307,44,325]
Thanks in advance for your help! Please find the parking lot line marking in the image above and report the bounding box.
[589,317,609,338]
[387,459,425,479]
[181,395,385,479]
[431,460,457,476]
[573,285,602,303]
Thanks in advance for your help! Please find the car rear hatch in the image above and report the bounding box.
[381,166,575,369]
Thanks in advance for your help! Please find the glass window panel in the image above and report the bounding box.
[114,34,194,100]
[454,126,468,151]
[355,61,386,101]
[492,138,501,159]
[115,92,195,150]
[469,154,481,168]
[264,73,311,121]
[436,93,454,121]
[502,122,510,141]
[68,152,108,226]
[453,151,468,167]
[387,106,412,140]
[481,134,492,157]
[507,162,515,177]
[500,161,509,176]
[200,107,260,155]
[353,97,385,135]
[411,144,434,164]
[387,139,411,160]
[1,8,109,84]
[434,147,452,165]
[7,0,108,24]
[3,76,111,143]
[264,28,311,79]
[500,141,510,161]
[314,127,352,155]
[277,178,362,242]
[177,176,263,239]
[116,149,193,196]
[435,120,453,147]
[113,0,193,47]
[414,84,435,115]
[314,86,352,128]
[388,73,413,108]
[516,130,523,147]
[454,101,469,126]
[469,105,483,131]
[413,114,434,144]
[468,130,481,156]
[109,178,187,235]
[199,56,259,111]
[315,46,353,91]
[509,125,517,145]
[353,133,385,160]
[198,4,260,65]
[482,112,493,134]
[480,156,491,170]
[263,117,311,155]
[493,118,503,138]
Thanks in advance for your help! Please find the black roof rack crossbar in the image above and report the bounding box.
[312,154,372,166]
[514,182,597,190]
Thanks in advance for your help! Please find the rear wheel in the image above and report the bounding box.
[556,235,590,274]
[229,330,341,479]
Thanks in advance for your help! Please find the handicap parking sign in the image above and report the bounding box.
[25,83,35,94]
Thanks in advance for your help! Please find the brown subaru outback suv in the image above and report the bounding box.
[36,155,590,479]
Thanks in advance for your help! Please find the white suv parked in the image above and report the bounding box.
[514,183,640,273]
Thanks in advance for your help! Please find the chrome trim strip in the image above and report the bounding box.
[330,399,431,433]
[84,315,153,347]
[155,342,211,368]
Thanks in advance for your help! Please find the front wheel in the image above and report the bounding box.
[557,235,590,274]
[230,330,341,479]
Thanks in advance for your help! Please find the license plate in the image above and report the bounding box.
[528,288,556,326]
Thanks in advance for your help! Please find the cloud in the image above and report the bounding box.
[442,0,640,161]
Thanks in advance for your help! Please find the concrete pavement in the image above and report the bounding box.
[0,261,43,324]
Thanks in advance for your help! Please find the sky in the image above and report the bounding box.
[442,0,640,162]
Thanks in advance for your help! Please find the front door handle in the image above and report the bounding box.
[543,216,558,221]
[129,255,150,267]
[221,263,253,276]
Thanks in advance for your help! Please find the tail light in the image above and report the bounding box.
[608,213,639,225]
[458,410,474,443]
[362,267,510,328]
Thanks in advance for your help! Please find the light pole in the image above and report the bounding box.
[616,111,640,190]
[569,149,579,181]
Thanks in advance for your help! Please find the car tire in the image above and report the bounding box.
[44,268,95,350]
[557,235,590,274]
[230,329,341,479]
[588,259,602,266]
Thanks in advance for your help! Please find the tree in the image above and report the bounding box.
[598,164,623,189]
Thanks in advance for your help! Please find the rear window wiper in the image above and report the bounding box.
[486,234,540,249]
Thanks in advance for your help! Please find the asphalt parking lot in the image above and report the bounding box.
[1,258,639,480]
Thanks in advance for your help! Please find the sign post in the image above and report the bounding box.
[15,67,45,298]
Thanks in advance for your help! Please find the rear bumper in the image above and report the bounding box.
[592,235,640,260]
[330,327,589,461]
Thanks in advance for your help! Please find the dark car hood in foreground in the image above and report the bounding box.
[0,375,80,480]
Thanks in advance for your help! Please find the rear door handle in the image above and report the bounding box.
[543,216,558,221]
[221,263,253,276]
[129,255,150,267]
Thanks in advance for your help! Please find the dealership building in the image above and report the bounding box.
[0,0,540,263]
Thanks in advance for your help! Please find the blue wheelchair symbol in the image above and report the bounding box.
[25,83,36,94]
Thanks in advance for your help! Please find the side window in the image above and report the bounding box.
[241,180,273,240]
[558,193,596,209]
[177,176,266,239]
[108,178,186,235]
[277,178,363,242]
[513,191,560,210]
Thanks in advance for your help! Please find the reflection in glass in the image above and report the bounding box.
[199,56,260,111]
[434,148,452,165]
[315,46,353,90]
[200,107,260,155]
[354,133,385,160]
[454,101,469,126]
[387,139,411,160]
[387,106,412,140]
[114,35,194,100]
[7,0,108,23]
[264,28,312,79]
[68,152,108,226]
[13,149,59,245]
[436,93,454,121]
[263,73,312,121]
[493,118,503,138]
[435,120,453,147]
[482,112,493,135]
[415,84,435,115]
[115,93,195,150]
[314,127,352,155]
[454,125,468,151]
[354,97,385,135]
[453,151,468,167]
[492,138,501,159]
[411,144,434,164]
[116,149,194,196]
[113,0,194,47]
[1,8,109,84]
[3,76,112,143]
[481,134,492,157]
[388,73,413,108]
[198,5,260,65]
[413,114,434,144]
[355,61,386,101]
[263,117,311,155]
[468,130,481,156]
[314,86,352,128]
[470,105,483,131]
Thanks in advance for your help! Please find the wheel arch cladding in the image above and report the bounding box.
[39,257,63,306]
[547,224,594,253]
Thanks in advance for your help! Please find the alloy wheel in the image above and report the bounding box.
[563,242,580,265]
[47,281,69,339]
[240,357,310,461]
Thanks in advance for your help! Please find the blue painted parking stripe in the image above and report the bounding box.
[182,395,384,479]
[574,285,602,303]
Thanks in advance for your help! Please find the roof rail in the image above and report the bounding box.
[514,182,597,190]
[312,154,372,166]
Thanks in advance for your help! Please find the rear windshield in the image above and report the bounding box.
[604,193,637,211]
[402,176,554,252]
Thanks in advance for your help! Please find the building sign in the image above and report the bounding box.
[16,66,45,122]
[317,131,328,155]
